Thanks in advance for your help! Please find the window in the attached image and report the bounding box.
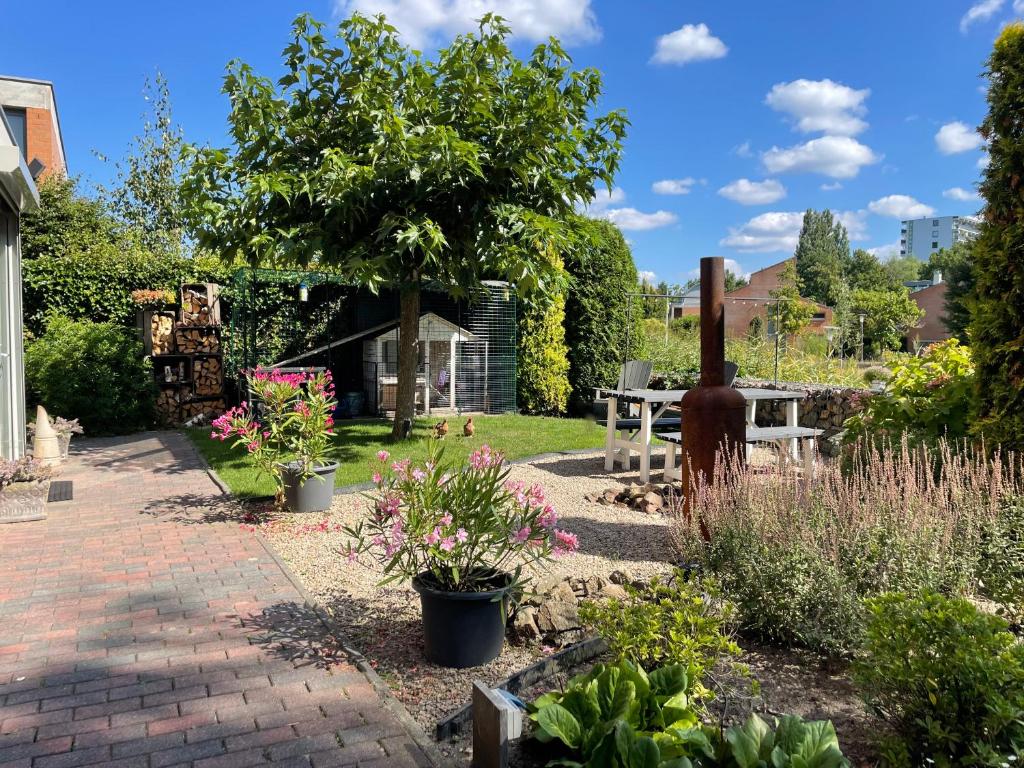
[932,241,939,249]
[931,229,939,237]
[932,219,940,227]
[1,107,27,161]
[812,312,826,321]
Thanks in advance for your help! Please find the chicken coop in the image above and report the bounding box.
[228,270,516,417]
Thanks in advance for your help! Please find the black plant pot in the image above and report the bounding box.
[412,572,511,668]
[279,462,338,513]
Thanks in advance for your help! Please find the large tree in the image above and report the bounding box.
[182,13,626,437]
[850,287,923,357]
[972,22,1024,449]
[794,209,850,306]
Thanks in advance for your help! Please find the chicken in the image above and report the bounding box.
[463,417,475,437]
[433,419,449,439]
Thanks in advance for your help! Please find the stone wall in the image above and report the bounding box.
[735,378,870,455]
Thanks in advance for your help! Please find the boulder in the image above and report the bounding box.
[512,606,541,641]
[536,600,580,635]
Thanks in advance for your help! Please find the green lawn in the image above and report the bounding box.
[188,414,606,497]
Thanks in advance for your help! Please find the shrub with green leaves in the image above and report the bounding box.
[562,217,643,414]
[976,499,1024,623]
[527,660,849,768]
[579,572,747,704]
[854,591,1024,766]
[844,339,975,443]
[25,316,156,435]
[518,291,571,415]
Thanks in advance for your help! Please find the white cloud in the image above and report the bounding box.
[960,0,1004,32]
[868,241,902,260]
[333,0,600,47]
[602,208,678,231]
[935,121,983,154]
[652,178,697,195]
[943,186,980,201]
[733,141,752,158]
[820,182,843,191]
[651,23,727,65]
[720,209,867,253]
[867,194,936,219]
[762,136,880,179]
[764,79,870,136]
[638,270,657,283]
[717,178,786,205]
[978,152,991,169]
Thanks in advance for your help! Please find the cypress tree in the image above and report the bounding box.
[972,22,1024,449]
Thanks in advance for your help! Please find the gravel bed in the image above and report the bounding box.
[260,450,676,741]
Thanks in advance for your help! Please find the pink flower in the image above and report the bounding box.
[246,441,260,453]
[424,528,441,545]
[377,450,390,462]
[553,529,579,556]
[513,526,531,544]
[372,471,383,485]
[412,468,427,483]
[440,513,453,526]
[538,504,558,528]
[455,528,468,543]
[439,537,456,552]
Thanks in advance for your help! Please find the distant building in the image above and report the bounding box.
[675,259,833,337]
[900,215,980,260]
[0,75,63,459]
[905,271,951,351]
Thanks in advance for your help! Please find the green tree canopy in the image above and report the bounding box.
[850,287,924,357]
[20,175,116,261]
[794,209,850,306]
[770,260,815,337]
[181,13,627,436]
[972,22,1024,449]
[883,254,923,286]
[847,248,899,292]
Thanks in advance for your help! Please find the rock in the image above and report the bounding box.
[601,488,619,504]
[642,491,663,511]
[547,580,577,605]
[536,600,580,635]
[599,583,629,601]
[609,568,633,585]
[511,606,541,641]
[533,574,563,598]
[582,575,606,597]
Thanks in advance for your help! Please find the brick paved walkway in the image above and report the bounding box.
[0,432,437,768]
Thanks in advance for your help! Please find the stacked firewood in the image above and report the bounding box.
[180,399,226,422]
[174,327,220,354]
[180,284,220,326]
[193,356,223,397]
[149,313,175,355]
[155,387,188,425]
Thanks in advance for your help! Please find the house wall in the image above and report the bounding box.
[906,282,951,350]
[0,196,27,458]
[0,78,65,179]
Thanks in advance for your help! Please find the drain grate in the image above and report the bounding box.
[47,481,73,503]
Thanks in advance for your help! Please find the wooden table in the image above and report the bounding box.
[598,387,804,483]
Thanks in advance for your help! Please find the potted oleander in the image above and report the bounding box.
[211,368,339,512]
[343,444,579,668]
[0,457,53,523]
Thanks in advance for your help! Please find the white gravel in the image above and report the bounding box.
[260,450,676,737]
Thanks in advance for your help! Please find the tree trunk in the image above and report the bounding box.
[391,282,421,439]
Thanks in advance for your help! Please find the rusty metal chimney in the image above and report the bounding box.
[680,257,747,531]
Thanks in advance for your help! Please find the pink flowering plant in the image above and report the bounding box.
[210,367,338,497]
[343,443,578,594]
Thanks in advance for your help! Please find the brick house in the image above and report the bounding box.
[675,258,833,337]
[905,273,951,351]
[0,76,64,458]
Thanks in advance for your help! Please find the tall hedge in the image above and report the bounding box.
[517,291,571,414]
[973,22,1024,450]
[562,216,642,414]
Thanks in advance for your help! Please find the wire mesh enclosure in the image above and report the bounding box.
[227,269,516,416]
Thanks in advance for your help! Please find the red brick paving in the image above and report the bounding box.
[0,432,436,768]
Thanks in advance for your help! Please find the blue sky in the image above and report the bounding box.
[0,0,1008,283]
